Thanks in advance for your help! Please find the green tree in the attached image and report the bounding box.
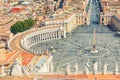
[10,18,35,34]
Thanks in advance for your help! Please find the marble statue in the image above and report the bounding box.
[23,67,29,75]
[103,63,108,75]
[93,61,98,74]
[10,60,23,76]
[50,62,54,72]
[74,63,78,73]
[115,64,119,75]
[66,63,71,75]
[85,66,89,74]
[0,64,6,76]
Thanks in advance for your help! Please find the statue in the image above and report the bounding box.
[23,67,29,75]
[10,60,23,76]
[85,66,89,74]
[103,63,108,75]
[74,63,78,73]
[66,63,71,75]
[1,65,5,74]
[93,61,98,74]
[87,61,90,68]
[50,62,54,72]
[115,64,119,75]
[0,64,6,76]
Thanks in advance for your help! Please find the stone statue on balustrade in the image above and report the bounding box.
[115,64,119,75]
[23,67,29,75]
[0,64,6,77]
[93,61,98,75]
[66,63,71,75]
[74,63,78,73]
[10,60,23,76]
[103,63,108,75]
[50,62,54,73]
[85,66,89,75]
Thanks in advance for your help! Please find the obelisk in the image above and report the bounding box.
[90,28,98,53]
[93,28,96,49]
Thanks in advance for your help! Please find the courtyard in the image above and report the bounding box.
[28,0,120,74]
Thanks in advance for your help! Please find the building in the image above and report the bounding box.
[0,16,15,34]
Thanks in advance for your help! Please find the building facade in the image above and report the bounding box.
[43,12,90,33]
[100,13,112,25]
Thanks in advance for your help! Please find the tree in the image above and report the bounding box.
[10,18,35,34]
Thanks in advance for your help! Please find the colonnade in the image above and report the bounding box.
[21,27,66,53]
[44,13,90,33]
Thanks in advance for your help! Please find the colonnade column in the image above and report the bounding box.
[58,31,60,38]
[44,33,46,41]
[55,31,57,39]
[64,27,66,38]
[21,28,65,52]
[52,32,55,39]
[40,34,42,41]
[38,34,40,42]
[48,32,50,40]
[42,33,44,41]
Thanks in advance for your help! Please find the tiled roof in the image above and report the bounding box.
[0,50,17,62]
[22,52,34,66]
[6,50,18,62]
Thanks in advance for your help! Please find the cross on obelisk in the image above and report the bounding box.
[93,28,96,49]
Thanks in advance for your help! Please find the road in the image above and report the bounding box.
[89,0,100,25]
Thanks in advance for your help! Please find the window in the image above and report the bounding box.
[102,17,104,21]
[102,23,104,25]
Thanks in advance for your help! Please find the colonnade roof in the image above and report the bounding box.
[112,15,120,23]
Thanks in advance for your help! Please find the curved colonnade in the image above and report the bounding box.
[21,26,66,54]
[8,25,66,54]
